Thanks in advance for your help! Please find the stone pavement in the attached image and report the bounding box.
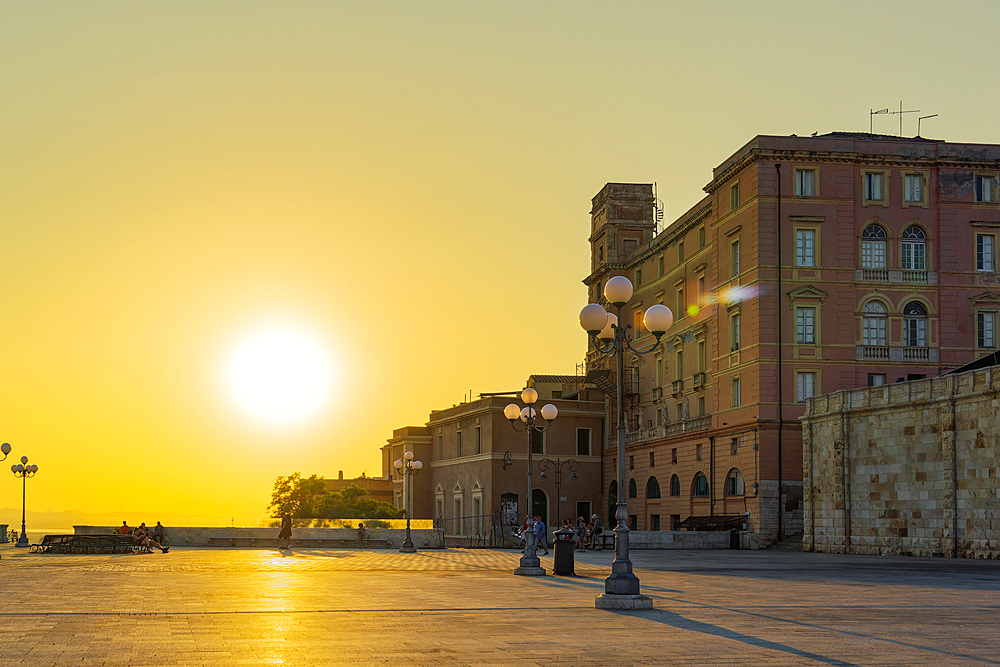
[0,542,998,666]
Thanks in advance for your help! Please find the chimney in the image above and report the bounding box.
[338,470,344,480]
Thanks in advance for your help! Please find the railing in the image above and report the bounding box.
[900,270,928,283]
[626,426,662,445]
[692,372,706,389]
[671,380,683,395]
[859,269,889,281]
[859,345,889,360]
[664,416,711,436]
[902,346,930,361]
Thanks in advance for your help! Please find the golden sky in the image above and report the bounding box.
[2,2,999,521]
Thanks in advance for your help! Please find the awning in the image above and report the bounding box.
[677,515,745,531]
[944,349,1000,375]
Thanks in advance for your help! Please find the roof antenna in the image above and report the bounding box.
[870,107,889,134]
[888,101,920,136]
[917,114,938,137]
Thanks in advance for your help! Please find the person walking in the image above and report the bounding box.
[533,515,549,555]
[574,516,587,551]
[590,513,603,550]
[278,512,292,550]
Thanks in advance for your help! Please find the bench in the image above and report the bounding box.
[289,537,392,548]
[30,534,136,554]
[599,532,614,550]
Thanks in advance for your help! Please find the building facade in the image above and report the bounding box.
[381,377,606,543]
[584,133,1000,545]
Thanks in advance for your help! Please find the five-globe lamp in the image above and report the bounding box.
[393,451,423,552]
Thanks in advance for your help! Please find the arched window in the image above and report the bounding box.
[862,301,888,346]
[628,478,637,499]
[862,225,887,269]
[901,226,926,271]
[725,468,745,496]
[646,477,661,499]
[904,301,928,347]
[692,472,709,498]
[670,474,680,497]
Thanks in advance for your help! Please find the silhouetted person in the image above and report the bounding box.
[278,512,292,550]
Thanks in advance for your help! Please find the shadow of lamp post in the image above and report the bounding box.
[504,387,557,576]
[11,455,38,548]
[580,275,673,609]
[393,451,423,553]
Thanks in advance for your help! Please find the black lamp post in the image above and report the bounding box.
[537,457,578,527]
[11,455,39,548]
[393,451,423,553]
[504,387,558,576]
[580,275,673,609]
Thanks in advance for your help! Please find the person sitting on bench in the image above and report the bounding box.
[133,523,169,553]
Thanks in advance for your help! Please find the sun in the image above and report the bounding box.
[228,328,334,425]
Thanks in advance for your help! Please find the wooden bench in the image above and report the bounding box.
[30,534,136,554]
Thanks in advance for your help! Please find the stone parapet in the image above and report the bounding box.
[73,525,446,549]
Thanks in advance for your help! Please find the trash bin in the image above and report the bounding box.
[729,528,741,550]
[553,527,576,575]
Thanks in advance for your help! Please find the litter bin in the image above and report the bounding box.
[553,527,576,575]
[729,528,741,550]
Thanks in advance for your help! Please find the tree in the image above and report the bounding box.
[267,475,404,519]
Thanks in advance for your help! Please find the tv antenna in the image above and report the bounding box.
[870,107,888,134]
[917,114,938,137]
[888,101,920,136]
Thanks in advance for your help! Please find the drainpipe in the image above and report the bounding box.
[776,162,784,542]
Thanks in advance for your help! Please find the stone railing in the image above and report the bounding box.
[856,345,889,360]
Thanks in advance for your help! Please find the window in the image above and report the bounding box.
[904,174,923,203]
[629,455,634,470]
[678,241,685,263]
[978,312,996,348]
[795,169,815,196]
[677,286,685,319]
[598,245,604,261]
[901,226,926,271]
[633,309,644,336]
[697,276,705,309]
[698,339,706,371]
[676,350,683,380]
[903,301,928,347]
[628,478,637,499]
[530,429,544,454]
[731,377,741,407]
[868,373,886,387]
[671,514,681,530]
[655,357,663,386]
[725,469,745,496]
[475,427,481,454]
[657,255,664,277]
[731,313,741,351]
[731,437,738,456]
[649,451,655,467]
[651,514,661,531]
[977,234,995,272]
[456,431,462,457]
[576,428,591,456]
[976,175,995,203]
[795,229,815,267]
[646,477,661,499]
[635,268,642,287]
[862,225,887,268]
[796,307,816,344]
[629,515,637,531]
[671,448,678,463]
[731,241,741,277]
[864,172,884,202]
[697,395,705,416]
[698,226,705,248]
[675,402,683,421]
[730,183,740,210]
[437,436,443,459]
[797,372,816,403]
[670,474,680,496]
[697,444,703,461]
[693,473,709,497]
[862,301,888,346]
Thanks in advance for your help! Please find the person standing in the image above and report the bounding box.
[355,522,366,548]
[533,515,549,555]
[590,513,603,550]
[278,512,292,550]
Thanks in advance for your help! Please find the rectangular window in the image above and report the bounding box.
[678,241,684,263]
[731,377,741,407]
[731,313,741,351]
[635,267,642,287]
[675,402,683,421]
[671,448,677,463]
[794,169,815,196]
[977,234,995,272]
[865,172,884,201]
[730,183,740,210]
[475,426,482,455]
[797,372,816,403]
[698,339,706,372]
[655,358,663,386]
[731,241,740,277]
[576,428,591,456]
[731,437,738,455]
[901,239,926,271]
[456,431,462,457]
[675,350,683,380]
[649,452,655,467]
[697,276,705,308]
[862,239,887,269]
[904,174,923,203]
[904,317,927,347]
[629,455,634,470]
[530,429,544,454]
[863,316,887,346]
[677,286,685,319]
[698,226,705,248]
[633,309,644,336]
[697,395,705,416]
[868,373,886,387]
[976,175,995,203]
[978,312,996,348]
[795,229,815,267]
[651,514,661,531]
[796,307,816,344]
[657,255,664,277]
[437,436,443,459]
[697,444,703,461]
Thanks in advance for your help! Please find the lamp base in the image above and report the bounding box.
[595,594,653,610]
[398,545,417,553]
[513,566,546,576]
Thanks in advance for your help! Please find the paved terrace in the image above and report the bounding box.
[0,543,997,666]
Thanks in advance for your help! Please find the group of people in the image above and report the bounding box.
[116,520,169,553]
[561,514,603,551]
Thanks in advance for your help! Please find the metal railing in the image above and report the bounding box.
[434,512,523,548]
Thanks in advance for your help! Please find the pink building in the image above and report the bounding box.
[585,133,1000,546]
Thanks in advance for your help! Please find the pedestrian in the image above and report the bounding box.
[590,513,603,550]
[575,516,587,551]
[278,512,292,550]
[355,522,365,548]
[533,515,549,555]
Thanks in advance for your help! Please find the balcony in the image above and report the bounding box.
[692,372,706,389]
[855,268,937,284]
[901,346,930,361]
[856,346,889,360]
[855,346,939,362]
[857,268,889,282]
[900,270,928,283]
[671,380,683,395]
[664,416,712,436]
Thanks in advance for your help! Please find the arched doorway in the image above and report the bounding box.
[532,488,549,528]
[608,480,618,528]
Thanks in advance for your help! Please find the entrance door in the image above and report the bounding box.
[531,488,549,529]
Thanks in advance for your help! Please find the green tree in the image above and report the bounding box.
[268,476,404,520]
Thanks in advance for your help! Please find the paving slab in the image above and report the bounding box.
[0,543,998,665]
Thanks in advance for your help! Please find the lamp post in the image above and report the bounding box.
[393,451,423,553]
[537,457,578,527]
[504,387,558,576]
[580,275,673,609]
[11,455,39,548]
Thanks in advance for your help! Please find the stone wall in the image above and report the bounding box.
[801,368,1000,558]
[626,530,748,550]
[74,526,446,549]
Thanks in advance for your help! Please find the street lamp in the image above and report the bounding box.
[393,451,423,553]
[11,455,39,548]
[537,457,578,527]
[504,387,558,576]
[580,275,673,609]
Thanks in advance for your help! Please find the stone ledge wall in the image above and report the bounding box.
[74,526,446,549]
[626,530,750,549]
[802,368,1000,559]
